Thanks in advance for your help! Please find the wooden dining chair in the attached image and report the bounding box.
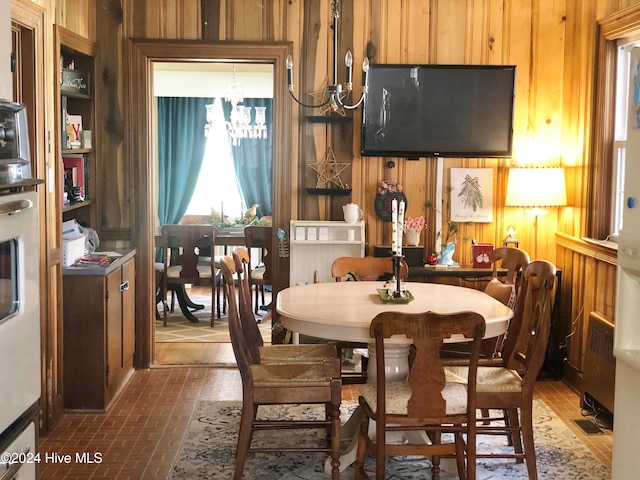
[232,247,340,367]
[243,225,272,314]
[441,246,530,360]
[330,255,409,384]
[160,224,217,327]
[444,260,556,480]
[219,255,342,480]
[178,215,227,319]
[355,310,486,480]
[331,255,409,282]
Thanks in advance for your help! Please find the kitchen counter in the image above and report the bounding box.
[62,249,136,276]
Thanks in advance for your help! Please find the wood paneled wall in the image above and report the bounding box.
[556,234,618,392]
[19,0,640,429]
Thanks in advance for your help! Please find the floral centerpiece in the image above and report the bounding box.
[403,215,426,246]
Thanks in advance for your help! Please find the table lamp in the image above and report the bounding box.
[505,167,567,259]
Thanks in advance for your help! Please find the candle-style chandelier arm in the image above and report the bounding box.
[285,0,369,112]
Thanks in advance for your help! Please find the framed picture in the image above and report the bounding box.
[450,168,493,223]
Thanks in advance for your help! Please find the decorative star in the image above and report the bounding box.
[308,147,350,189]
[307,79,347,117]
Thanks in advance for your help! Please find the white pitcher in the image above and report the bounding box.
[343,203,363,223]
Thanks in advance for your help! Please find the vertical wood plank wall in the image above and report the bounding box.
[16,0,638,431]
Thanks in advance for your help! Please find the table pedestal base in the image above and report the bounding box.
[326,342,412,473]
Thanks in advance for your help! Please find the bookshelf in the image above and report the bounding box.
[55,26,96,227]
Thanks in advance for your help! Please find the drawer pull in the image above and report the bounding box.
[120,281,129,292]
[1,444,31,480]
[0,199,33,216]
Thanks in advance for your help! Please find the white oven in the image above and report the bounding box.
[0,191,40,480]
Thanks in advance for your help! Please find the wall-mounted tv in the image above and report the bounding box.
[361,64,516,158]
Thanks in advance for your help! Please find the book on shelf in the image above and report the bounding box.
[62,154,85,189]
[62,154,89,201]
[74,253,110,266]
[66,114,83,149]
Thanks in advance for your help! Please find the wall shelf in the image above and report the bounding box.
[306,188,352,196]
[306,115,352,124]
[289,220,365,285]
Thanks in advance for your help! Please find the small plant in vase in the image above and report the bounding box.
[403,216,426,247]
[426,185,471,266]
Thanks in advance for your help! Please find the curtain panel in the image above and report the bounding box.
[157,96,212,226]
[222,98,273,217]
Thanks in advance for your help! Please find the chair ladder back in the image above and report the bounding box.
[489,246,530,286]
[232,247,264,363]
[505,260,556,379]
[220,256,256,381]
[331,256,408,282]
[371,311,485,419]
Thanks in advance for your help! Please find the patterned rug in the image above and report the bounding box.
[170,400,610,479]
[155,294,271,343]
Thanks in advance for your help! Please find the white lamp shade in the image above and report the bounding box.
[505,167,567,208]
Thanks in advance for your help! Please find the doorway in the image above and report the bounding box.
[129,40,292,369]
[152,62,274,366]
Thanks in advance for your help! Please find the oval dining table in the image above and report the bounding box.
[275,280,514,473]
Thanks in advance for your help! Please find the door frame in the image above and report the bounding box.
[128,40,292,368]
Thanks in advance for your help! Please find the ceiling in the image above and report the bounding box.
[153,62,274,98]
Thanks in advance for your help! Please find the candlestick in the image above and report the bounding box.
[391,198,398,254]
[391,254,404,298]
[397,200,405,256]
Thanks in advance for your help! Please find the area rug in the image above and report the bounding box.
[170,400,610,479]
[156,294,271,343]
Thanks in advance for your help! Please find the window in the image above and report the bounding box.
[185,98,244,220]
[591,8,640,240]
[612,43,632,236]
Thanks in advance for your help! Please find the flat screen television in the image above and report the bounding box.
[361,64,516,158]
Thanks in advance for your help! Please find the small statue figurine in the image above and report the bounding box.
[242,204,260,224]
[437,241,459,266]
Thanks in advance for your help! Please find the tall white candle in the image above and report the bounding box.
[397,200,405,256]
[391,198,398,254]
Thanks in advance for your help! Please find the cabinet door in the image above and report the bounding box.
[106,267,123,390]
[121,258,136,365]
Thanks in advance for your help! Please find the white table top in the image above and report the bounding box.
[276,281,513,344]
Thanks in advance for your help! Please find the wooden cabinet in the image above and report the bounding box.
[63,251,136,411]
[289,220,365,285]
[55,26,97,227]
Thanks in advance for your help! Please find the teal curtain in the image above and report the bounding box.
[157,96,212,225]
[222,98,273,217]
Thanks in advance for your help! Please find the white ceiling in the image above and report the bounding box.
[153,62,274,98]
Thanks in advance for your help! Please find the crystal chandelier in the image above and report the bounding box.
[204,65,268,146]
[286,0,369,114]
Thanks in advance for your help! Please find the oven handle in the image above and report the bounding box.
[0,444,30,480]
[0,199,33,216]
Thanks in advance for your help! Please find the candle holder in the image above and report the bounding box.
[390,254,405,298]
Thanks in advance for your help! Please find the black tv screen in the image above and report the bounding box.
[361,64,516,158]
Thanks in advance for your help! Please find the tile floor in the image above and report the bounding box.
[38,356,612,479]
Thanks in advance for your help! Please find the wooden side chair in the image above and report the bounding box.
[160,224,217,327]
[355,310,486,480]
[331,255,408,282]
[243,225,272,314]
[441,246,530,360]
[445,260,556,479]
[330,255,409,384]
[178,215,227,319]
[232,247,339,367]
[219,256,342,480]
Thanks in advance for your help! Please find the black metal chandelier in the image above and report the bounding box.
[286,0,369,114]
